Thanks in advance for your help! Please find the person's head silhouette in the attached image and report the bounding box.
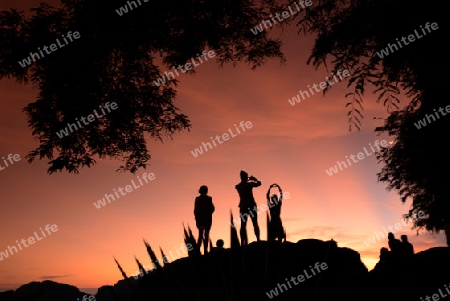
[199,185,208,195]
[240,170,248,181]
[400,234,408,242]
[216,239,224,248]
[388,232,395,240]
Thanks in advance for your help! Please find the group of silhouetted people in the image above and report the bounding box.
[193,170,284,253]
[377,232,414,269]
[387,232,414,256]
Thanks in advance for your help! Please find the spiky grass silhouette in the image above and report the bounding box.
[160,247,169,265]
[134,256,146,276]
[230,211,241,249]
[112,207,289,299]
[116,220,334,301]
[113,256,136,289]
[183,223,201,257]
[144,238,162,269]
[113,256,128,280]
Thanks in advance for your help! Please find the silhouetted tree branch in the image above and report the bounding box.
[0,0,286,174]
[295,0,449,243]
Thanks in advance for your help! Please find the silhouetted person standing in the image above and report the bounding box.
[267,183,284,242]
[194,185,215,254]
[387,232,402,255]
[400,234,414,256]
[235,170,261,245]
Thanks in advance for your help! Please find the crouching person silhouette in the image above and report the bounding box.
[235,170,261,245]
[194,185,215,254]
[267,183,285,242]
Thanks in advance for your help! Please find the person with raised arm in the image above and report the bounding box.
[235,170,261,245]
[267,183,285,242]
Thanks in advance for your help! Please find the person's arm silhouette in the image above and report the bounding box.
[249,175,261,187]
[277,184,282,203]
[210,196,215,214]
[270,183,282,203]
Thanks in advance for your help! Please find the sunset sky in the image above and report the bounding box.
[0,0,446,295]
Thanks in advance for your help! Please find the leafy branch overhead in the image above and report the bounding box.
[0,0,286,174]
[295,0,450,243]
[294,0,444,130]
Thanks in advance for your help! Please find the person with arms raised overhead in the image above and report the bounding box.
[267,183,285,242]
[235,170,261,245]
[194,185,215,254]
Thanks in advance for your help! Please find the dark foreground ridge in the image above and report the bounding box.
[1,239,449,301]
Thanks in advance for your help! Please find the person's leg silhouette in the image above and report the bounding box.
[240,212,249,245]
[204,227,210,254]
[197,227,204,250]
[250,213,260,242]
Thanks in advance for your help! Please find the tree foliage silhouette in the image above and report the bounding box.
[294,0,445,130]
[375,100,450,245]
[0,0,285,174]
[295,0,448,243]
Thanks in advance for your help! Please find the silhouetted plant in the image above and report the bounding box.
[113,257,128,280]
[375,105,450,245]
[160,248,169,265]
[113,257,135,289]
[143,239,161,269]
[294,0,445,131]
[0,0,286,174]
[230,211,241,249]
[183,224,200,257]
[291,0,449,246]
[134,256,146,276]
